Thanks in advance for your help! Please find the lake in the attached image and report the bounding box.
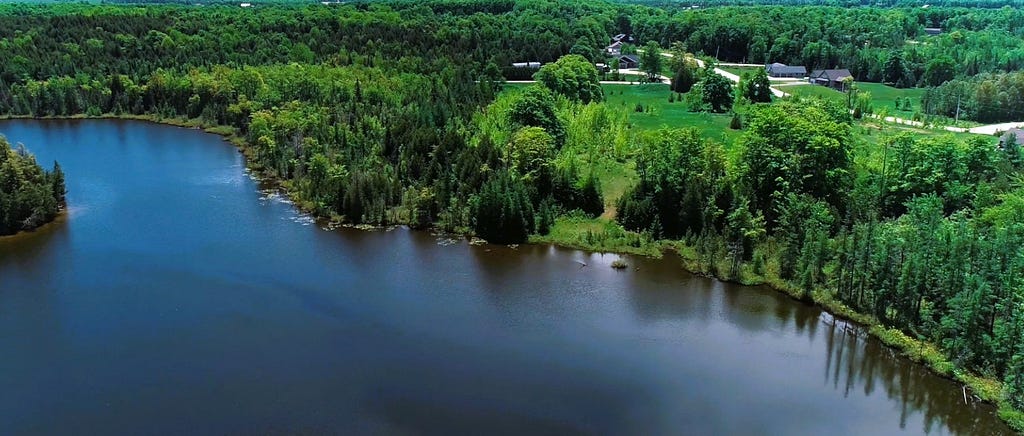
[0,119,1013,435]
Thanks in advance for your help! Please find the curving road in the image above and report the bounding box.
[647,50,789,97]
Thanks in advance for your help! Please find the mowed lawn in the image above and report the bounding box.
[719,65,761,78]
[782,82,926,115]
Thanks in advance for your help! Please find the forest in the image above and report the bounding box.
[0,136,65,236]
[0,0,1022,430]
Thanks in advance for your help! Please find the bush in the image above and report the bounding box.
[729,112,743,129]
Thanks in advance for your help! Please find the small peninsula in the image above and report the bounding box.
[0,136,66,236]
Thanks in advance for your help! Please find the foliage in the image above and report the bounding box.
[738,100,852,227]
[671,58,698,94]
[640,41,663,82]
[473,171,534,244]
[740,68,773,104]
[699,65,735,113]
[508,86,566,148]
[534,55,604,104]
[0,137,66,235]
[925,71,1024,123]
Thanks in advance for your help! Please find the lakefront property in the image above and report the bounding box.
[1,1,1024,434]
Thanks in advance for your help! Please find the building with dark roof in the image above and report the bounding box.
[765,63,807,78]
[809,69,853,91]
[618,54,640,69]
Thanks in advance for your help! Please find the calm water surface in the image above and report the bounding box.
[0,120,1013,435]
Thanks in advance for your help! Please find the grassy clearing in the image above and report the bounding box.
[591,158,635,208]
[784,83,845,100]
[719,65,761,78]
[602,83,740,143]
[855,82,925,113]
[782,82,980,127]
[530,214,662,257]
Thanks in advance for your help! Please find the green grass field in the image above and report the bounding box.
[781,81,980,128]
[781,82,925,115]
[602,83,740,143]
[719,65,761,78]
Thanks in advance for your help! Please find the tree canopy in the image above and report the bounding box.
[533,54,604,103]
[0,137,65,235]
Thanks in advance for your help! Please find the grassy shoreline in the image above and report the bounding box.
[4,112,1021,432]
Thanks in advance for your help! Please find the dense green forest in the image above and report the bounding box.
[0,136,65,235]
[0,0,1022,429]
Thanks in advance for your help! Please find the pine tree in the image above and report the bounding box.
[537,198,552,236]
[51,161,66,207]
[729,112,742,130]
[579,173,604,217]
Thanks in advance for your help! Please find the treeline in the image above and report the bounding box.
[0,0,617,86]
[5,1,1024,92]
[624,6,1024,85]
[923,71,1024,123]
[0,137,66,236]
[621,0,1024,8]
[614,98,1024,419]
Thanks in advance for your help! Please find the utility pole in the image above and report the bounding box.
[955,92,961,125]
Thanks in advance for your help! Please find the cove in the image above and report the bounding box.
[0,119,1013,435]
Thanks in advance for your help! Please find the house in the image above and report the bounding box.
[607,34,635,56]
[611,34,634,44]
[240,2,252,7]
[618,54,640,69]
[511,62,541,69]
[1000,128,1024,148]
[606,41,623,56]
[808,69,853,91]
[595,63,610,74]
[765,63,807,78]
[924,27,943,36]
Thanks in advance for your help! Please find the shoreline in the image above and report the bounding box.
[0,209,68,241]
[2,113,1020,431]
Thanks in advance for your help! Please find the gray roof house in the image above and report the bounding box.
[606,41,623,56]
[618,54,640,69]
[809,69,853,91]
[765,63,807,78]
[1000,128,1024,148]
